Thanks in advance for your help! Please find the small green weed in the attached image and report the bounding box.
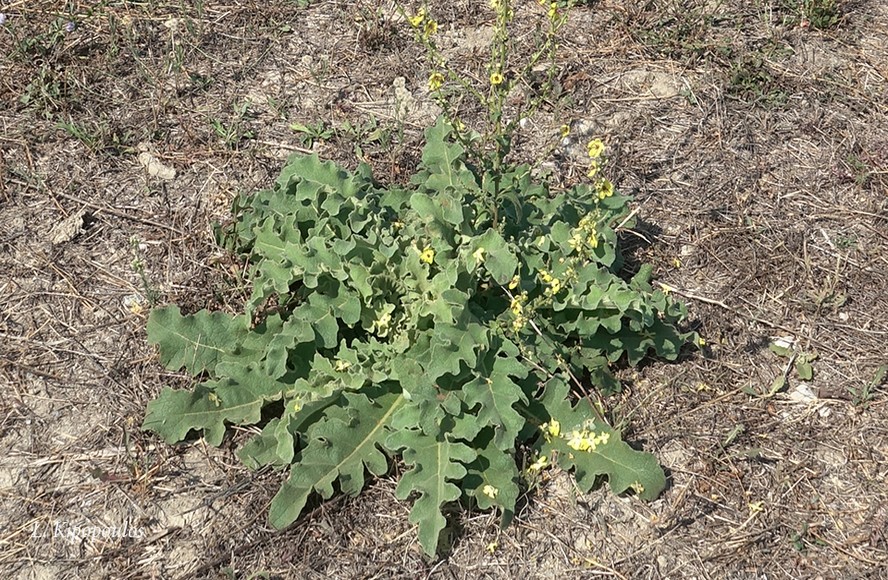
[757,339,817,396]
[848,365,886,408]
[802,0,840,29]
[339,116,396,160]
[130,237,160,307]
[211,102,255,149]
[727,54,787,106]
[289,120,334,148]
[844,154,871,188]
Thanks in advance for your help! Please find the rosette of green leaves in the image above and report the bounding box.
[143,118,693,556]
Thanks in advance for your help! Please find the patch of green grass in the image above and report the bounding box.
[289,119,334,148]
[802,0,841,29]
[627,1,729,63]
[726,53,788,106]
[210,102,256,149]
[844,154,871,188]
[338,116,398,160]
[771,0,841,29]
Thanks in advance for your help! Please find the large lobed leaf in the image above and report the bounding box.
[530,378,666,500]
[147,306,249,376]
[268,386,405,529]
[386,427,477,556]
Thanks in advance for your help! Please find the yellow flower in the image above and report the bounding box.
[587,161,600,178]
[559,124,570,138]
[538,269,553,284]
[490,72,504,86]
[508,274,520,290]
[548,2,558,19]
[587,234,599,249]
[482,484,499,499]
[334,359,351,372]
[419,247,435,264]
[123,294,147,315]
[568,232,584,251]
[486,541,498,553]
[423,19,438,37]
[567,430,592,452]
[428,72,445,91]
[510,292,528,316]
[546,419,561,438]
[596,178,614,199]
[587,138,605,158]
[528,454,549,472]
[408,8,425,27]
[472,247,486,262]
[566,429,609,452]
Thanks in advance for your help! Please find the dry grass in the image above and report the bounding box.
[1,0,886,578]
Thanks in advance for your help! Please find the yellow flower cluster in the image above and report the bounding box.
[539,420,612,456]
[408,8,425,27]
[409,8,437,40]
[509,292,528,316]
[585,138,616,201]
[510,291,530,331]
[540,419,561,440]
[528,454,549,472]
[587,139,605,158]
[538,269,562,296]
[428,72,445,91]
[547,1,558,19]
[482,484,499,499]
[566,428,610,452]
[569,213,600,253]
[596,178,614,200]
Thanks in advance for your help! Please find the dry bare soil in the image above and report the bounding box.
[2,1,887,579]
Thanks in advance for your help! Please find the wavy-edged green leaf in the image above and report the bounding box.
[530,378,666,500]
[142,385,238,446]
[473,229,518,285]
[386,427,477,556]
[417,119,476,193]
[462,353,528,451]
[143,361,290,446]
[147,306,249,375]
[463,430,520,527]
[268,386,405,529]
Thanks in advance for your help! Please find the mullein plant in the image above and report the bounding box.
[143,0,698,557]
